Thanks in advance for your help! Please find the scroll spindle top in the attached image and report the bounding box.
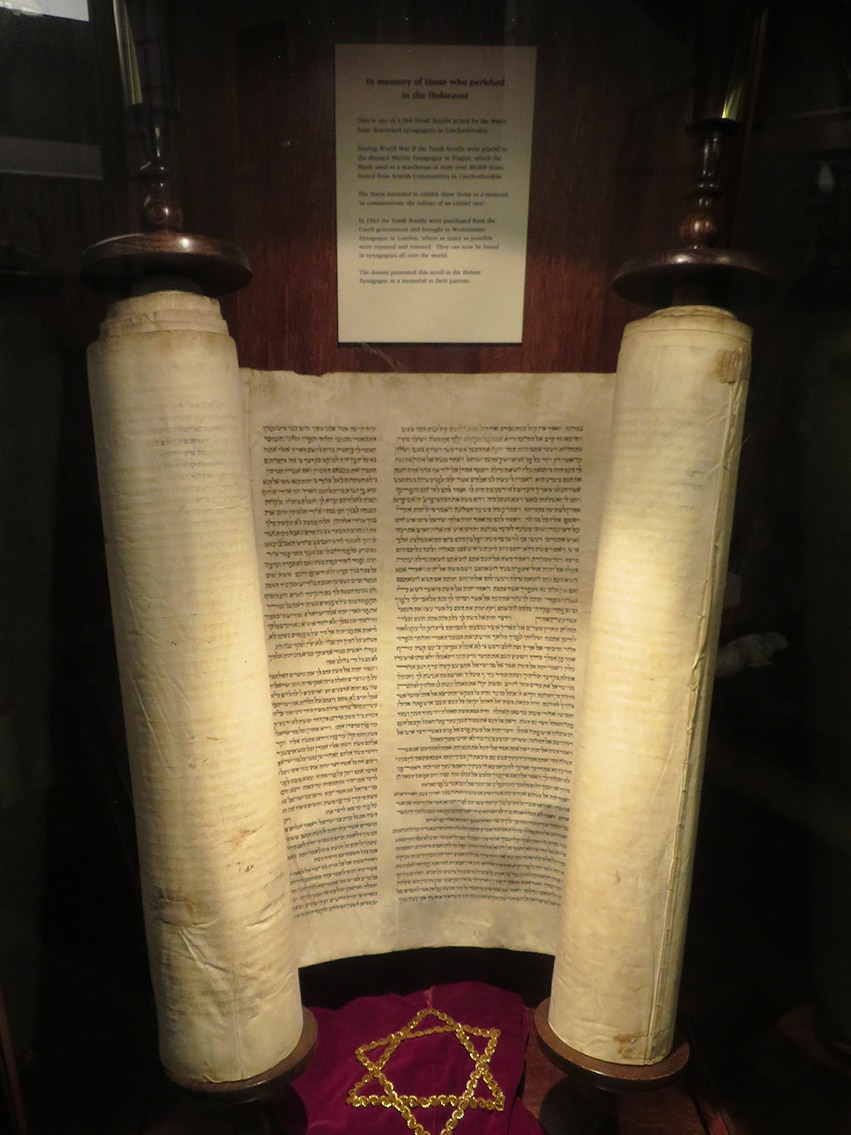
[612,0,777,314]
[82,0,251,298]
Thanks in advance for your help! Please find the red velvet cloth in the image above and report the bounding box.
[289,983,543,1135]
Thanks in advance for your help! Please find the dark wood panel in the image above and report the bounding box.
[170,0,694,375]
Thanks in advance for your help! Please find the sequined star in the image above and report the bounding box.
[347,1007,505,1135]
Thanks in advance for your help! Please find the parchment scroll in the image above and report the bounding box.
[87,291,303,1085]
[548,305,751,1064]
[87,294,749,1076]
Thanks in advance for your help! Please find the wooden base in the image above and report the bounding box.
[533,1000,689,1093]
[611,246,778,313]
[166,1008,317,1105]
[81,231,252,297]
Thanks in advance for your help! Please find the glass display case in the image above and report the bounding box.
[2,2,850,1131]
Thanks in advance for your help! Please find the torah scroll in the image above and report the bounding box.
[87,291,303,1085]
[88,291,749,1078]
[547,305,751,1064]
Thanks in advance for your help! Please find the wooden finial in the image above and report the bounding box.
[677,122,732,250]
[82,0,250,298]
[612,2,776,314]
[135,106,184,234]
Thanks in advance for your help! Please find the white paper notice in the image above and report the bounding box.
[335,44,536,344]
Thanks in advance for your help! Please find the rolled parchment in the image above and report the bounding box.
[87,291,303,1085]
[548,305,751,1064]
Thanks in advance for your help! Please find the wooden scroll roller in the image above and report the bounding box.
[81,0,315,1113]
[535,0,777,1119]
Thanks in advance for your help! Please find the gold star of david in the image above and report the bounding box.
[347,1007,505,1135]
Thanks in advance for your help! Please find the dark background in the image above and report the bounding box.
[2,1,851,1131]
